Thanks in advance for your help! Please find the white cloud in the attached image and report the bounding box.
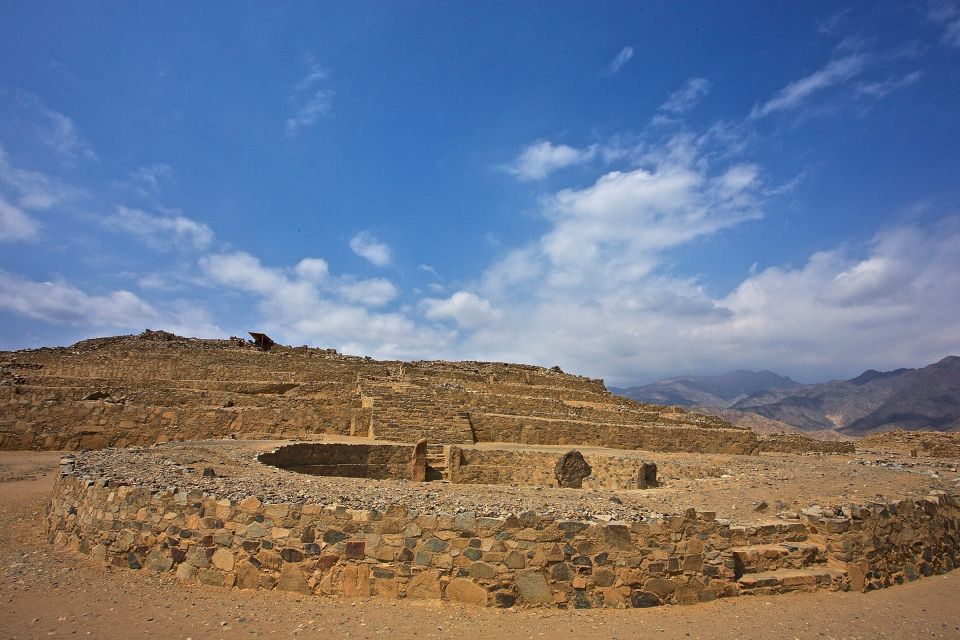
[660,77,712,113]
[450,214,960,385]
[751,54,868,118]
[606,46,635,74]
[199,250,451,359]
[338,278,398,306]
[422,291,498,329]
[294,257,330,282]
[0,144,81,210]
[349,231,392,266]
[506,140,597,181]
[200,252,287,294]
[0,270,156,327]
[856,71,922,97]
[0,195,38,242]
[104,206,214,251]
[285,59,333,136]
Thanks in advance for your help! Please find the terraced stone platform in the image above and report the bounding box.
[1,331,757,454]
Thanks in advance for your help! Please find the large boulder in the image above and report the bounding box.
[554,450,592,488]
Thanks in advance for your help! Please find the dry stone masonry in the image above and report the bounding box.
[4,330,959,610]
[47,452,960,609]
[1,331,757,454]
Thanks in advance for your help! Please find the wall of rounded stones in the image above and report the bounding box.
[46,461,960,609]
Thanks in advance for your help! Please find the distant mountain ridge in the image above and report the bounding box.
[612,356,960,435]
[611,370,801,409]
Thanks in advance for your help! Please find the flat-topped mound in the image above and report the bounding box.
[1,330,756,454]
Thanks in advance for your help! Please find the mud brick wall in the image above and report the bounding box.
[258,443,416,480]
[758,434,855,455]
[447,447,657,491]
[47,463,960,609]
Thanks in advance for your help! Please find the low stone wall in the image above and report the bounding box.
[468,414,759,455]
[258,443,418,481]
[448,447,657,491]
[47,461,960,609]
[758,434,856,455]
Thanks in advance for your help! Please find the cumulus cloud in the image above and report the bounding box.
[337,278,398,306]
[349,231,392,266]
[451,216,960,384]
[660,77,712,113]
[506,140,597,181]
[294,257,330,282]
[422,291,498,329]
[751,54,868,118]
[199,250,446,358]
[285,58,333,136]
[0,270,156,327]
[104,206,214,251]
[606,46,635,75]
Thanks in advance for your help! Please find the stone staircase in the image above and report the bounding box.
[722,541,847,594]
[425,444,449,481]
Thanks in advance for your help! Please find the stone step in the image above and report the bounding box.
[738,567,846,593]
[727,542,827,576]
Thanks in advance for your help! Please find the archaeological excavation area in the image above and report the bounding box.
[3,331,960,609]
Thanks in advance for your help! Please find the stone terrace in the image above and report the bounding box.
[1,331,756,454]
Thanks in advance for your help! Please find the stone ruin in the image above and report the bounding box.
[0,330,761,456]
[3,330,958,609]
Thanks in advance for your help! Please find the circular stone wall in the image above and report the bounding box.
[258,442,418,480]
[45,443,960,609]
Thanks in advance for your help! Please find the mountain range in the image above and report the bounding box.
[611,356,960,435]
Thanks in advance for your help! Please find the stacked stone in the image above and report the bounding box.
[2,332,760,454]
[47,457,960,609]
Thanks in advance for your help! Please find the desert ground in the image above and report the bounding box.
[3,452,960,640]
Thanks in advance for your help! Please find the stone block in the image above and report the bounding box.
[644,578,676,598]
[278,564,311,594]
[211,548,235,571]
[503,550,526,569]
[407,569,442,599]
[235,561,259,590]
[446,578,488,606]
[341,564,371,597]
[515,569,552,605]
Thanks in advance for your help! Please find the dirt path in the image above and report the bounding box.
[2,452,960,640]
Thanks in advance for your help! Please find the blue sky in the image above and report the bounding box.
[1,1,959,385]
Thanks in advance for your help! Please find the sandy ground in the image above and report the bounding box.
[3,452,960,640]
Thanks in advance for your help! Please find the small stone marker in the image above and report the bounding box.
[554,450,592,488]
[410,439,427,482]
